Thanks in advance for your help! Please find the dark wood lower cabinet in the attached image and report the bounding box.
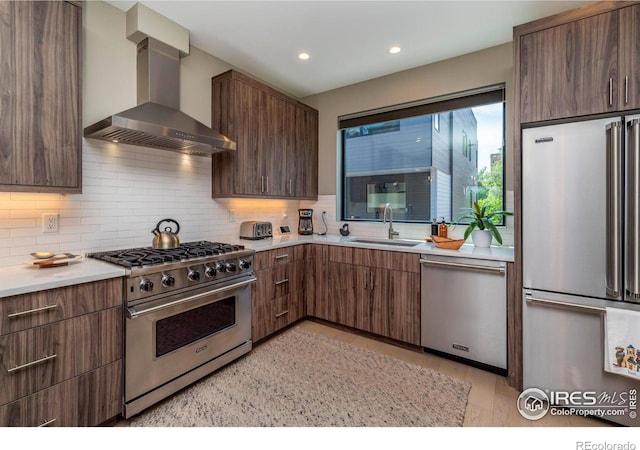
[0,361,121,427]
[326,262,361,328]
[76,361,122,427]
[0,376,77,427]
[376,269,420,345]
[305,244,328,319]
[252,248,306,342]
[255,244,421,346]
[252,293,304,342]
[323,247,421,346]
[0,319,76,406]
[0,280,123,427]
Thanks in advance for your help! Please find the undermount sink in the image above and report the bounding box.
[348,238,421,247]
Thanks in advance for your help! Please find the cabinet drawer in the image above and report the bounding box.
[0,376,77,427]
[0,307,120,406]
[252,261,304,307]
[254,246,305,270]
[252,295,291,342]
[0,278,122,336]
[0,319,76,405]
[0,360,123,427]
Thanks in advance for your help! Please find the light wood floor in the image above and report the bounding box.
[296,320,613,427]
[117,319,615,428]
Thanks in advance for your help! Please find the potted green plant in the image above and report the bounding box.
[457,201,513,247]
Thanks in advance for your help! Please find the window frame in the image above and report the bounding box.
[338,84,506,226]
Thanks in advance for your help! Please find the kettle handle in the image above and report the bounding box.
[155,218,180,234]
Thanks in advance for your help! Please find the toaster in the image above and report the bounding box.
[239,221,273,240]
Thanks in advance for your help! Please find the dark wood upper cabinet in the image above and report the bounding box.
[518,10,619,123]
[211,70,318,199]
[516,2,640,123]
[619,3,640,110]
[0,1,82,192]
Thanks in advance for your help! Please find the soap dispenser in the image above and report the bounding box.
[438,217,448,238]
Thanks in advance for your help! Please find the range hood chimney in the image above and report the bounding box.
[84,37,236,155]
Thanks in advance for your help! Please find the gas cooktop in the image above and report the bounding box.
[88,241,255,303]
[87,241,247,269]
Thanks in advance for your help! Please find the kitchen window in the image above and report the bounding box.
[338,84,505,223]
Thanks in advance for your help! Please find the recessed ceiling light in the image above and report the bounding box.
[298,52,310,61]
[389,46,401,54]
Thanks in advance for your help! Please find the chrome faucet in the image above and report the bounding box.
[383,203,400,240]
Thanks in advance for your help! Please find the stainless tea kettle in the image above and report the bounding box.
[151,218,180,249]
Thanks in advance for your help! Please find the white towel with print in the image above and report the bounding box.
[604,307,640,380]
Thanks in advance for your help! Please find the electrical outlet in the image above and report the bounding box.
[229,209,236,222]
[42,213,59,233]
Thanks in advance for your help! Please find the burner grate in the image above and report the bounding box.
[87,241,246,268]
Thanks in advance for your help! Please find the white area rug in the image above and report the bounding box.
[130,326,471,427]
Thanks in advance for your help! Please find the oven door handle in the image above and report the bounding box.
[126,276,257,319]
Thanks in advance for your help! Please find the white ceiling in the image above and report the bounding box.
[105,0,592,98]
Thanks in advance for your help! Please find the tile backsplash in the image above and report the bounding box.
[0,139,514,267]
[0,140,302,267]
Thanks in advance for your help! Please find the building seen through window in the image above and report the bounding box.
[339,86,505,224]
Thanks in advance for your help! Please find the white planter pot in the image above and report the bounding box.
[471,229,493,248]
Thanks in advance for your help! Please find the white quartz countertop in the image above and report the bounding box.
[243,234,514,262]
[0,235,513,299]
[0,258,126,298]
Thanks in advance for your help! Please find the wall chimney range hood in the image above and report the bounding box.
[84,37,236,156]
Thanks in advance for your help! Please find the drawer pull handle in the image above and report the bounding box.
[8,354,57,373]
[275,310,289,318]
[275,279,289,286]
[38,418,56,427]
[8,304,58,319]
[274,254,289,260]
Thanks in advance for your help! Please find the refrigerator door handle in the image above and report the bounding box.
[524,293,605,314]
[606,121,623,299]
[627,119,640,301]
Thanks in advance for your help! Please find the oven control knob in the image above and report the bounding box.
[239,260,252,270]
[225,262,237,272]
[187,269,200,282]
[161,275,175,287]
[215,262,226,273]
[139,279,154,292]
[205,265,217,277]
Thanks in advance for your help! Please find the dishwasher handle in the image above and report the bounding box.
[419,258,505,274]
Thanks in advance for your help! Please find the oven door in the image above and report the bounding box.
[124,275,255,404]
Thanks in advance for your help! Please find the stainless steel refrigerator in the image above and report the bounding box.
[522,116,640,426]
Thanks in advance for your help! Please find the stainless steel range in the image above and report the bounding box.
[88,241,256,418]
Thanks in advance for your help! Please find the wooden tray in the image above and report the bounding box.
[430,235,466,250]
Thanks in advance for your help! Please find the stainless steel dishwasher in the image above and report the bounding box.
[420,254,507,372]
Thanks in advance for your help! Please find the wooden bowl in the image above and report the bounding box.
[430,235,466,250]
